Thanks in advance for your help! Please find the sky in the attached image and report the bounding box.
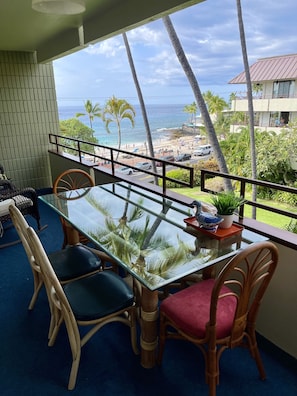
[53,0,297,107]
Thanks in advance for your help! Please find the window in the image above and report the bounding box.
[269,111,290,126]
[273,80,294,98]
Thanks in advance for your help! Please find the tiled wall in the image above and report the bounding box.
[0,51,60,189]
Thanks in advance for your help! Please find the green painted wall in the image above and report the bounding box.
[0,51,60,189]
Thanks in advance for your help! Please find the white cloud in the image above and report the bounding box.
[84,37,124,57]
[54,0,297,105]
[127,25,164,46]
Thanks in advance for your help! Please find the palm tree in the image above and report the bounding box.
[252,83,263,97]
[214,113,231,139]
[76,99,101,129]
[230,111,246,126]
[228,92,237,108]
[236,0,257,218]
[102,96,135,160]
[162,15,232,190]
[183,102,197,124]
[203,91,228,122]
[183,102,198,134]
[122,32,158,183]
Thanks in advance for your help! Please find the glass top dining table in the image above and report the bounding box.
[40,181,267,367]
[40,181,266,291]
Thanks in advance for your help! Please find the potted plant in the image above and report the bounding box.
[210,191,246,229]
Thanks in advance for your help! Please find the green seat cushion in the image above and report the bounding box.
[49,245,101,282]
[64,271,134,320]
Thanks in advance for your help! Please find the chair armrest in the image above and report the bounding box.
[0,187,41,229]
[17,187,38,202]
[17,188,41,227]
[0,187,36,201]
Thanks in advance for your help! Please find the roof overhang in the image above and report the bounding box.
[229,53,297,84]
[0,0,204,63]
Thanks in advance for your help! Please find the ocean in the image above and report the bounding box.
[58,103,190,147]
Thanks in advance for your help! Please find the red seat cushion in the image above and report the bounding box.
[160,279,237,339]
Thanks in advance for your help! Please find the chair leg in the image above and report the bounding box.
[157,315,166,364]
[247,328,266,379]
[130,309,139,355]
[48,312,64,347]
[68,351,81,390]
[205,346,219,396]
[66,324,82,390]
[28,274,43,310]
[208,378,217,396]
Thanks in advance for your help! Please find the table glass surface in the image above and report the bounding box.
[40,182,267,291]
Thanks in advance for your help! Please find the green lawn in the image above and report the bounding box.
[172,187,297,230]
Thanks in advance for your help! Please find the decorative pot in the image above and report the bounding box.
[218,214,234,229]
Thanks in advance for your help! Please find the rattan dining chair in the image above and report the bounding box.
[26,225,139,390]
[158,241,279,396]
[9,205,103,311]
[52,168,119,273]
[53,169,95,248]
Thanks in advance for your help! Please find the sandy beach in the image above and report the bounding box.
[94,129,206,166]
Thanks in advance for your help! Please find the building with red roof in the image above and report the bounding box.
[229,53,297,131]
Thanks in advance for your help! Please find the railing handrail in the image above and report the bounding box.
[49,133,194,194]
[200,169,297,221]
[232,92,297,100]
[48,134,297,248]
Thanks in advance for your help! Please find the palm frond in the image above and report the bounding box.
[85,193,111,216]
[127,200,144,222]
[147,238,191,275]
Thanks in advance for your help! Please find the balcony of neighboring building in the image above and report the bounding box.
[229,92,297,132]
[231,96,297,113]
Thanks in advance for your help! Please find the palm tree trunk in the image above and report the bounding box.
[162,15,232,191]
[122,32,158,185]
[116,119,121,160]
[141,200,172,250]
[236,0,257,218]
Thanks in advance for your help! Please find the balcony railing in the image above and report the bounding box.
[49,133,194,195]
[201,169,297,249]
[233,92,297,100]
[48,133,297,249]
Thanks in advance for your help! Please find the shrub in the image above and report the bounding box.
[273,191,297,206]
[159,157,219,189]
[284,219,297,234]
[164,169,190,188]
[193,157,219,172]
[205,177,225,192]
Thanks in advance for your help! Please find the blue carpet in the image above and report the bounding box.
[0,200,296,395]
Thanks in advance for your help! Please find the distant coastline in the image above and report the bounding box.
[94,133,203,166]
[58,103,192,147]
